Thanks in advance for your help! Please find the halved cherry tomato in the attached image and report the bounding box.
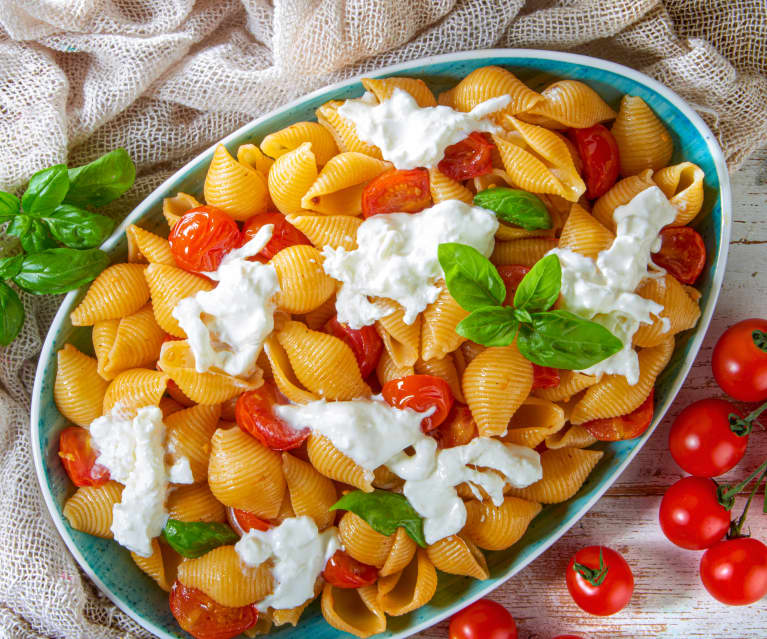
[323,314,384,378]
[712,318,767,402]
[438,132,494,181]
[658,476,730,550]
[433,405,478,448]
[168,206,241,272]
[496,265,530,306]
[699,537,767,605]
[228,507,272,535]
[382,374,454,432]
[235,382,310,450]
[449,598,517,639]
[58,426,110,487]
[239,212,310,263]
[582,390,655,441]
[566,546,634,616]
[567,124,620,199]
[169,581,258,639]
[361,168,431,218]
[651,226,706,285]
[532,365,560,389]
[322,550,378,588]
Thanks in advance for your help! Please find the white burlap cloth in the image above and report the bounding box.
[0,1,765,637]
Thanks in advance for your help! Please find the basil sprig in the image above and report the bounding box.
[330,489,427,548]
[440,248,622,370]
[162,519,239,558]
[474,187,552,231]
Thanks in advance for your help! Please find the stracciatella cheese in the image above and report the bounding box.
[549,186,677,384]
[322,200,498,328]
[172,224,280,377]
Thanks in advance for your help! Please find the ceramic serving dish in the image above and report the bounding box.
[31,49,731,638]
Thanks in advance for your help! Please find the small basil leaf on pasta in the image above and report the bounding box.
[330,489,426,548]
[44,205,115,249]
[0,192,20,222]
[20,164,69,216]
[0,255,23,280]
[513,253,561,312]
[7,216,58,253]
[438,242,506,312]
[162,519,239,558]
[13,248,109,295]
[473,187,551,231]
[0,282,24,346]
[517,309,623,369]
[66,149,136,207]
[457,307,519,347]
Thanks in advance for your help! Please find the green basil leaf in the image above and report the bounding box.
[0,282,24,346]
[0,192,20,222]
[456,307,519,347]
[66,149,136,207]
[6,216,58,253]
[13,248,109,295]
[516,309,623,369]
[438,242,505,312]
[513,253,561,312]
[512,307,532,324]
[473,187,551,230]
[330,489,426,548]
[43,204,115,249]
[162,519,239,559]
[0,255,24,280]
[20,164,69,216]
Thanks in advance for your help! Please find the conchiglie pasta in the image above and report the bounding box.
[545,424,598,450]
[271,245,335,314]
[502,397,566,448]
[237,144,274,176]
[380,527,417,577]
[557,203,615,260]
[591,169,655,232]
[611,96,673,177]
[653,162,705,225]
[375,298,420,369]
[167,483,226,523]
[376,349,414,387]
[204,144,268,221]
[491,238,558,267]
[272,598,315,627]
[165,404,222,482]
[414,354,465,403]
[267,142,318,215]
[321,584,386,639]
[633,275,700,347]
[102,368,168,414]
[463,496,542,550]
[163,192,201,229]
[307,435,373,492]
[495,220,555,241]
[282,452,337,530]
[131,539,169,591]
[534,370,597,402]
[101,304,165,378]
[377,549,437,616]
[362,76,437,107]
[426,534,489,580]
[445,66,542,115]
[70,264,149,326]
[126,225,176,267]
[316,100,383,159]
[518,80,617,129]
[54,344,108,427]
[420,283,468,361]
[300,294,338,330]
[63,481,123,538]
[261,122,338,166]
[428,167,473,204]
[286,214,361,250]
[338,511,393,569]
[92,319,119,380]
[262,336,320,404]
[144,263,214,338]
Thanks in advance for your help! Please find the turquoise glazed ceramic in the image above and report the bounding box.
[31,50,731,638]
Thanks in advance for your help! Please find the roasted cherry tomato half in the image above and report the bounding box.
[433,404,478,448]
[323,314,384,378]
[669,398,748,476]
[438,132,494,182]
[322,550,378,588]
[532,365,560,389]
[235,382,310,450]
[239,211,311,263]
[227,507,272,536]
[700,537,767,606]
[382,374,454,432]
[712,318,767,403]
[658,476,730,550]
[566,546,634,616]
[448,598,517,639]
[361,168,431,218]
[582,390,654,441]
[169,581,258,639]
[567,124,620,199]
[497,264,531,306]
[58,426,110,487]
[168,206,241,272]
[651,226,706,285]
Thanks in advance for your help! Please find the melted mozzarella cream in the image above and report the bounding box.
[337,88,508,170]
[549,186,677,384]
[172,225,280,377]
[322,200,498,328]
[235,516,340,611]
[275,398,541,544]
[90,405,193,557]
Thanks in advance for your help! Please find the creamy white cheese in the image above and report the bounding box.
[549,186,677,384]
[172,224,280,378]
[90,405,194,557]
[235,516,340,612]
[337,88,508,170]
[275,397,542,544]
[322,200,498,328]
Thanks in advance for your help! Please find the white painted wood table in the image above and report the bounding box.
[415,148,767,639]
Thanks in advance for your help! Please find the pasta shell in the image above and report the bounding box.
[102,368,168,414]
[459,341,486,368]
[300,294,338,330]
[165,404,222,482]
[428,167,473,204]
[272,597,315,627]
[415,354,465,403]
[447,66,542,115]
[282,452,337,530]
[377,549,437,616]
[131,539,169,591]
[338,511,393,569]
[463,496,542,550]
[54,344,108,427]
[267,142,318,215]
[491,238,558,267]
[362,76,437,108]
[534,370,597,402]
[92,319,119,380]
[502,397,566,448]
[204,144,268,220]
[372,465,404,492]
[545,424,598,450]
[307,435,373,492]
[316,100,383,159]
[126,225,176,267]
[557,203,615,259]
[237,144,274,177]
[102,304,165,378]
[375,298,420,369]
[321,584,386,639]
[426,534,489,580]
[70,264,149,326]
[380,527,417,577]
[376,349,414,387]
[144,263,214,338]
[592,169,655,232]
[261,122,338,166]
[634,275,700,347]
[63,481,123,538]
[263,335,319,404]
[653,162,705,226]
[611,96,673,176]
[518,80,617,129]
[271,245,335,314]
[163,192,201,230]
[286,214,361,250]
[167,483,226,523]
[420,283,468,361]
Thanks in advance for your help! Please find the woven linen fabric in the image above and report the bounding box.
[0,1,765,637]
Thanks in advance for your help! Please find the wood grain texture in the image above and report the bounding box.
[414,148,767,639]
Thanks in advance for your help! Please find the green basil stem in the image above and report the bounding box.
[729,399,767,436]
[717,458,767,511]
[727,466,767,539]
[573,547,608,586]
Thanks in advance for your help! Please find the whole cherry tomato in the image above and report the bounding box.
[496,264,530,306]
[651,226,706,285]
[712,318,767,402]
[322,550,378,588]
[566,546,634,616]
[532,365,560,389]
[169,581,258,639]
[658,476,730,550]
[227,507,271,536]
[582,390,654,441]
[361,168,431,218]
[323,314,384,378]
[382,374,454,432]
[168,206,241,272]
[235,382,310,450]
[567,124,620,199]
[699,537,767,605]
[669,398,748,476]
[438,132,494,182]
[239,211,310,263]
[448,599,517,639]
[58,426,110,487]
[433,404,478,448]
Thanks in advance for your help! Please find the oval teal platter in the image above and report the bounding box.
[31,49,732,639]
